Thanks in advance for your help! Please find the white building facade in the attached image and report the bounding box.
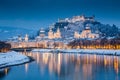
[48,28,61,39]
[74,27,99,39]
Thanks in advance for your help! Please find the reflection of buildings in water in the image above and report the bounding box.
[103,55,119,74]
[86,54,89,64]
[25,63,28,73]
[103,55,114,66]
[57,53,62,75]
[71,54,75,62]
[49,53,55,74]
[94,54,97,63]
[4,68,8,75]
[82,64,92,79]
[43,53,49,65]
[114,56,119,74]
[75,61,80,72]
[104,55,107,66]
[36,52,40,64]
[48,58,53,74]
[0,68,10,78]
[64,54,69,64]
[76,54,81,65]
[21,52,120,78]
[104,55,116,66]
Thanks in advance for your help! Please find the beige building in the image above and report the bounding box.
[71,15,85,23]
[48,28,61,39]
[74,27,99,39]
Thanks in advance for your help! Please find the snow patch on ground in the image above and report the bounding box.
[32,49,120,55]
[60,49,120,55]
[32,49,52,52]
[0,51,30,69]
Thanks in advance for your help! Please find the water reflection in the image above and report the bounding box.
[25,63,28,73]
[1,52,120,80]
[0,68,10,79]
[21,52,120,80]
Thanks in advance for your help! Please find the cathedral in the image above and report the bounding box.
[48,28,61,39]
[17,34,29,42]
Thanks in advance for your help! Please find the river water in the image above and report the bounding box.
[0,52,120,80]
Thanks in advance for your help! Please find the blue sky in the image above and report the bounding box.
[0,0,120,30]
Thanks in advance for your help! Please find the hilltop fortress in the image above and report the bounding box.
[58,15,95,23]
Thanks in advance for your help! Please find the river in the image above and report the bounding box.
[0,52,120,80]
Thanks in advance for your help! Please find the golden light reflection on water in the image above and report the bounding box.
[5,68,8,75]
[94,54,97,63]
[21,52,120,78]
[114,56,119,74]
[104,55,107,66]
[0,68,10,78]
[25,63,28,73]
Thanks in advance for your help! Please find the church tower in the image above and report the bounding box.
[18,35,22,41]
[25,34,28,42]
[39,28,45,38]
[48,28,54,39]
[55,28,61,38]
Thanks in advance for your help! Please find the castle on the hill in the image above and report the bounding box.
[58,15,95,23]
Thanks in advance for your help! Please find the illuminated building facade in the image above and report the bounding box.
[58,15,94,23]
[48,28,61,39]
[74,26,99,39]
[39,28,45,38]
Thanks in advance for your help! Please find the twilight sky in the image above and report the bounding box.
[0,0,120,30]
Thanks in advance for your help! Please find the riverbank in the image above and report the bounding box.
[0,51,33,69]
[32,49,120,55]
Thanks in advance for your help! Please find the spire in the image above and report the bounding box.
[48,27,54,39]
[18,35,22,41]
[55,27,61,38]
[25,34,28,42]
[39,28,45,38]
[40,28,45,33]
[57,27,60,32]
